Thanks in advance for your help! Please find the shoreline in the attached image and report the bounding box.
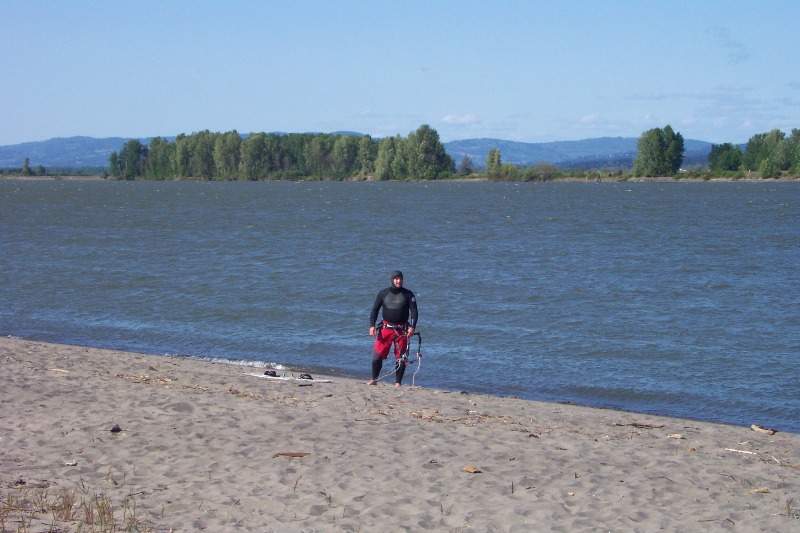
[2,336,798,531]
[2,175,798,183]
[5,334,785,435]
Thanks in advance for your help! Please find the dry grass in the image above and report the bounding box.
[0,480,154,532]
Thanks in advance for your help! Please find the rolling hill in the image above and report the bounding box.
[444,137,713,170]
[0,134,715,171]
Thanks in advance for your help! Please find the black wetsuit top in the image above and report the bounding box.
[370,286,418,328]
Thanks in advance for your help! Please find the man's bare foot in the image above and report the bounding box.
[366,380,377,385]
[395,382,402,388]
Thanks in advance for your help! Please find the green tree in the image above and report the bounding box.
[146,137,175,180]
[708,143,742,171]
[213,131,242,179]
[333,135,360,177]
[773,139,793,171]
[742,129,785,171]
[174,134,191,177]
[191,131,215,178]
[108,152,120,177]
[663,125,685,173]
[792,135,800,174]
[390,136,409,180]
[406,124,454,179]
[117,139,148,180]
[239,133,268,180]
[357,135,377,176]
[633,125,683,176]
[759,157,779,178]
[21,157,32,176]
[634,128,665,176]
[374,137,397,181]
[304,134,334,176]
[497,163,521,181]
[280,133,310,175]
[485,148,501,177]
[742,133,765,171]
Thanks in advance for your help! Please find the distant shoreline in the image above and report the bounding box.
[2,175,798,183]
[2,175,105,181]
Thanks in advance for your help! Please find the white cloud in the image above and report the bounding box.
[579,114,602,125]
[441,114,479,125]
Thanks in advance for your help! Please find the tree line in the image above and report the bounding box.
[475,124,799,181]
[108,124,454,181]
[707,128,800,178]
[90,123,800,182]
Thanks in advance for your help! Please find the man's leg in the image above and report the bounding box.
[369,358,383,384]
[394,359,406,387]
[367,329,392,385]
[394,332,409,387]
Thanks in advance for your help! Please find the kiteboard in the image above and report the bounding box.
[244,372,332,383]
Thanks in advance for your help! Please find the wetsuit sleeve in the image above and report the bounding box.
[369,289,385,326]
[408,290,418,328]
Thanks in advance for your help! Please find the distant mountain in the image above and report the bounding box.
[0,136,133,168]
[445,137,714,170]
[0,134,715,171]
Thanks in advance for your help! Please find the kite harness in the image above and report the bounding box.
[373,323,423,386]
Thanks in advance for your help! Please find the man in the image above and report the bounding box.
[368,270,418,387]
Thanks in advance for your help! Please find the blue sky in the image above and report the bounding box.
[1,0,798,146]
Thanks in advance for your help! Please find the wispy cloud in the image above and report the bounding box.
[441,113,479,125]
[707,26,750,65]
[626,92,671,101]
[579,114,602,125]
[569,114,627,135]
[626,85,755,105]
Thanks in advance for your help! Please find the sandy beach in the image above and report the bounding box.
[2,337,798,531]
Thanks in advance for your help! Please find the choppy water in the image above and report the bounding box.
[2,179,799,433]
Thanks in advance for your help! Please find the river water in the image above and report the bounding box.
[2,179,798,432]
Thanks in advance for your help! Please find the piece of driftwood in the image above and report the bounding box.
[750,424,777,435]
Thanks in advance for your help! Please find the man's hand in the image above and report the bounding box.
[407,327,415,337]
[369,326,376,336]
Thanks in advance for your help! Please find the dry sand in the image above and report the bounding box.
[2,336,798,532]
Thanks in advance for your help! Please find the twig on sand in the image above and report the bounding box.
[614,422,665,429]
[725,448,757,455]
[699,518,735,525]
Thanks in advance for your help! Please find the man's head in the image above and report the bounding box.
[391,270,403,288]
